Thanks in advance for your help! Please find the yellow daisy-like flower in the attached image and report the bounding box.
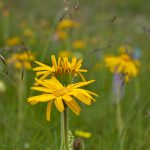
[104,54,139,81]
[72,40,86,49]
[7,52,35,70]
[28,76,96,121]
[57,19,80,30]
[58,50,72,58]
[34,55,87,84]
[75,130,92,139]
[6,36,21,46]
[55,30,68,40]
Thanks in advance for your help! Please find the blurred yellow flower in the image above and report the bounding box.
[75,130,92,138]
[55,30,68,40]
[58,50,72,58]
[57,19,80,30]
[34,55,88,84]
[7,52,35,70]
[19,20,28,29]
[104,54,139,81]
[119,45,133,54]
[72,40,86,49]
[6,36,21,46]
[2,9,10,17]
[23,28,35,38]
[28,76,96,121]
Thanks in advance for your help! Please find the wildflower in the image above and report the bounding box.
[19,20,28,29]
[104,54,139,81]
[119,45,133,54]
[57,19,80,30]
[33,55,87,83]
[7,52,35,70]
[6,36,21,46]
[28,76,96,121]
[75,130,92,138]
[23,28,35,38]
[72,40,86,49]
[54,30,68,40]
[58,50,72,58]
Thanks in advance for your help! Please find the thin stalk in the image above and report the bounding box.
[16,72,26,144]
[61,107,69,150]
[116,101,124,150]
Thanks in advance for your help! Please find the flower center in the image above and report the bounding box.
[121,55,131,62]
[54,87,69,97]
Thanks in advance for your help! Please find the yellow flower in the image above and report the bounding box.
[104,54,139,81]
[23,28,35,38]
[57,19,80,30]
[119,45,133,54]
[6,36,21,46]
[58,50,72,58]
[55,30,68,40]
[72,40,86,49]
[34,55,87,84]
[7,52,35,70]
[28,76,96,121]
[75,130,92,139]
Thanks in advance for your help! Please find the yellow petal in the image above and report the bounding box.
[63,95,73,102]
[46,77,63,89]
[33,66,52,71]
[28,94,55,102]
[31,87,51,93]
[70,80,95,89]
[74,59,82,70]
[77,72,86,81]
[73,93,92,105]
[54,97,64,112]
[36,71,50,76]
[66,99,81,115]
[46,101,53,121]
[51,55,57,69]
[70,57,77,68]
[34,61,50,68]
[34,72,51,86]
[30,100,39,105]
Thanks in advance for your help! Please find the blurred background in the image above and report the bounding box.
[0,0,150,149]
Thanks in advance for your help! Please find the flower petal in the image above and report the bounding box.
[54,97,64,112]
[46,101,53,121]
[65,99,81,115]
[28,94,55,102]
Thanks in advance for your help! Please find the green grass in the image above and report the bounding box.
[0,0,150,149]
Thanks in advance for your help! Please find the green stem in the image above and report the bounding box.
[61,107,69,150]
[116,102,124,150]
[16,72,26,144]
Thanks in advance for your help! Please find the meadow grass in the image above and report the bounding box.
[0,0,150,149]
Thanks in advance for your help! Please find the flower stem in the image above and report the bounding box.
[61,107,69,150]
[116,102,124,150]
